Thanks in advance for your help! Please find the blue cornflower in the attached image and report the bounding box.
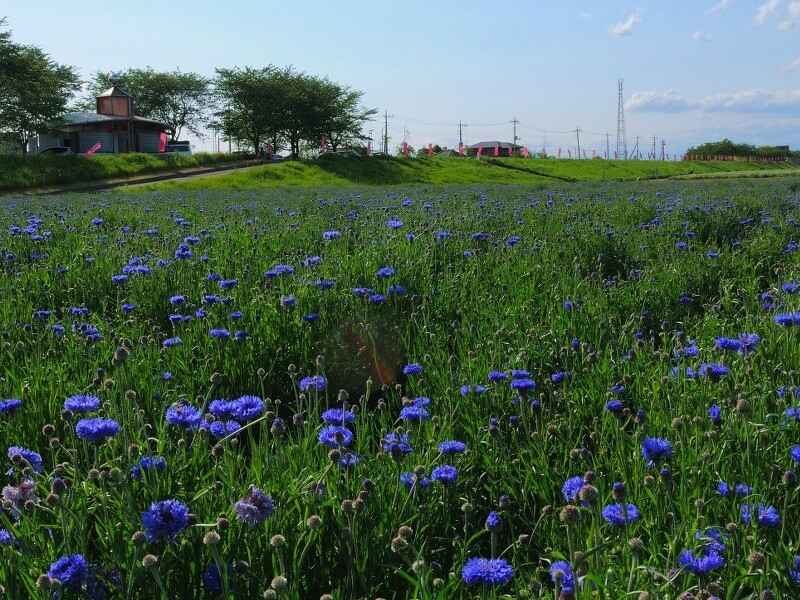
[698,363,729,380]
[717,481,730,497]
[605,399,624,413]
[548,561,575,594]
[317,426,353,448]
[209,328,230,339]
[485,511,502,530]
[775,312,800,327]
[791,445,800,463]
[169,295,186,305]
[229,395,264,422]
[601,503,640,526]
[709,404,721,424]
[510,378,536,393]
[431,464,458,485]
[461,557,513,586]
[7,446,43,473]
[0,399,22,415]
[48,554,89,589]
[264,264,294,278]
[131,456,166,480]
[741,503,780,527]
[783,281,800,294]
[790,556,800,585]
[376,266,396,278]
[438,440,467,454]
[386,218,403,229]
[678,549,725,575]
[460,384,488,396]
[165,402,203,430]
[382,432,413,456]
[413,396,431,407]
[142,499,190,542]
[0,529,13,545]
[299,375,327,392]
[368,293,386,304]
[234,486,274,526]
[488,370,508,382]
[403,363,423,375]
[338,452,360,468]
[641,437,673,465]
[551,371,572,384]
[399,405,430,422]
[562,475,584,503]
[218,278,238,290]
[75,418,120,443]
[321,408,356,425]
[734,483,752,497]
[163,336,182,348]
[323,230,341,240]
[399,471,431,491]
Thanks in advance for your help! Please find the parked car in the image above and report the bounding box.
[164,141,192,155]
[39,146,73,155]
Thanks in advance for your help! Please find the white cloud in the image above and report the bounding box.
[779,0,800,28]
[755,0,781,25]
[627,89,800,115]
[691,30,712,41]
[609,11,641,37]
[707,0,732,15]
[785,56,800,71]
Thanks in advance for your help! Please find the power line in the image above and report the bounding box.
[511,117,520,149]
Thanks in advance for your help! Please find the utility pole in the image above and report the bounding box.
[652,137,657,161]
[510,117,520,150]
[605,133,610,160]
[382,110,394,155]
[576,127,581,160]
[661,139,666,161]
[630,136,639,160]
[458,120,468,147]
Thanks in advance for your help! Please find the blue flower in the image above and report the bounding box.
[678,549,725,575]
[741,503,780,528]
[488,370,508,382]
[209,328,230,339]
[548,561,575,594]
[716,480,730,497]
[697,363,729,380]
[75,418,120,443]
[790,556,800,585]
[7,446,43,473]
[165,402,203,430]
[163,336,182,348]
[399,404,430,422]
[264,264,294,278]
[562,476,584,503]
[48,554,89,589]
[605,399,624,413]
[403,363,423,375]
[0,529,13,545]
[142,499,190,542]
[460,384,487,396]
[229,395,264,422]
[641,437,672,465]
[0,398,22,415]
[382,432,413,456]
[131,456,166,480]
[734,483,752,497]
[791,445,800,463]
[376,266,396,278]
[219,278,238,289]
[318,425,353,448]
[510,378,536,392]
[461,557,513,586]
[234,486,274,525]
[774,312,800,327]
[438,440,467,454]
[323,230,341,240]
[321,408,356,425]
[431,464,458,485]
[708,404,721,424]
[601,503,640,525]
[399,471,431,491]
[299,375,327,392]
[485,511,502,530]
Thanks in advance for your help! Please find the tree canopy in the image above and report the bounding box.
[0,18,80,153]
[86,68,211,142]
[687,139,794,158]
[213,66,375,158]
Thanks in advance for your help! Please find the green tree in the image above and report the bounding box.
[0,19,80,154]
[213,66,286,154]
[87,68,211,142]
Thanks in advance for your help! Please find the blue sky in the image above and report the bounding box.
[4,0,800,154]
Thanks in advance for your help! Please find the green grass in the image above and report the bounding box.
[0,152,249,192]
[135,155,800,192]
[5,178,800,598]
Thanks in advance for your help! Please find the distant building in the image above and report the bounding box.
[466,141,516,157]
[31,83,168,154]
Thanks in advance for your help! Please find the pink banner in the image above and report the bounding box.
[494,144,499,157]
[86,142,102,156]
[521,147,529,158]
[159,133,167,153]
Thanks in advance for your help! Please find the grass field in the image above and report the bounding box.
[4,178,800,598]
[133,155,800,192]
[0,152,249,192]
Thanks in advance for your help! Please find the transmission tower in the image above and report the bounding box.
[616,79,627,160]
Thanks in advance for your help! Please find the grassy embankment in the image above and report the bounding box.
[0,152,249,192]
[134,154,800,192]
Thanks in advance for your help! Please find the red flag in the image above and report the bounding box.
[86,142,102,156]
[458,143,464,156]
[427,143,433,157]
[494,144,499,157]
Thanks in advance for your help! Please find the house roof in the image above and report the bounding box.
[97,85,131,98]
[54,111,165,128]
[468,141,516,149]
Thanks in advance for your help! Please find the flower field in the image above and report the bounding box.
[3,178,800,598]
